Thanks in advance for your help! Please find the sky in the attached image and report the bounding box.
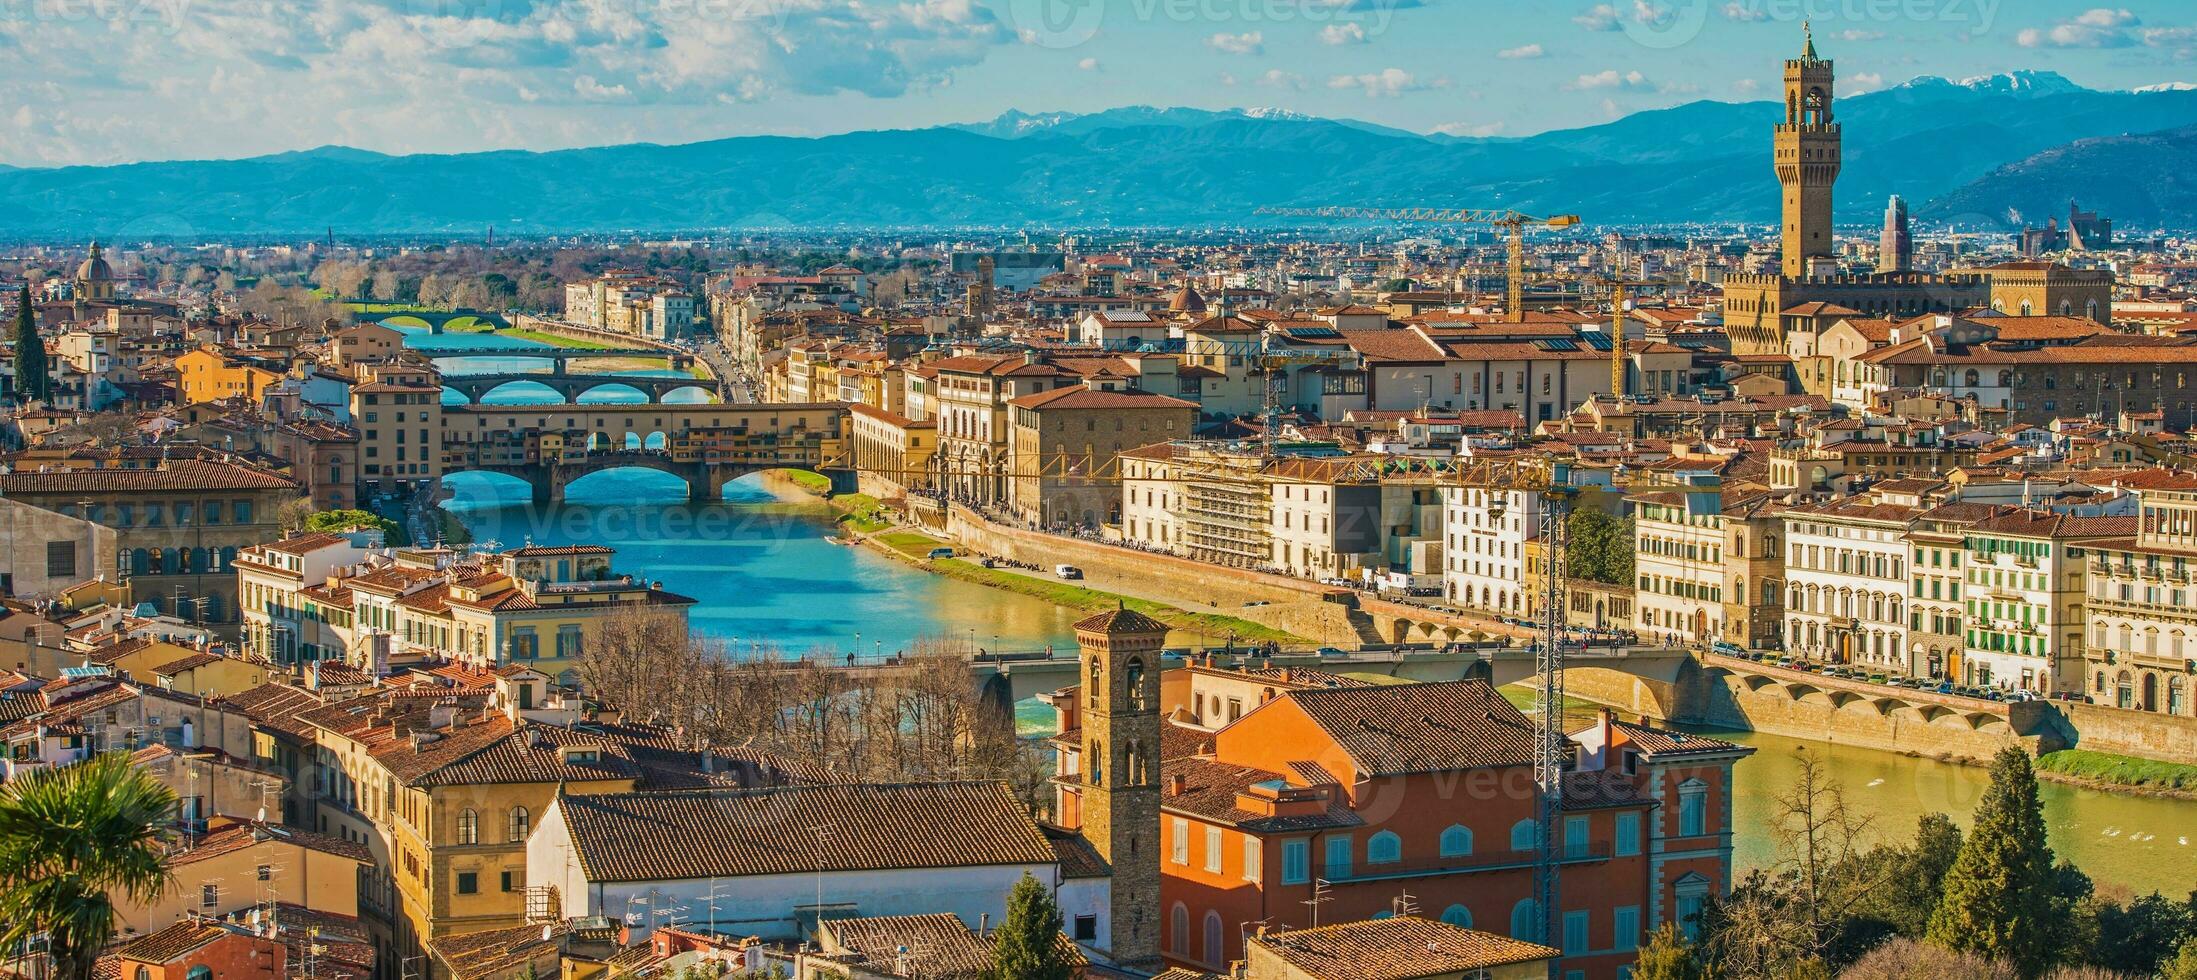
[7,0,2197,167]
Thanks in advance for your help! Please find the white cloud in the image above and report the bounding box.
[1326,68,1448,97]
[1433,120,1506,137]
[0,0,1017,166]
[1208,31,1265,55]
[1574,4,1624,30]
[1258,69,1309,90]
[1077,57,1101,71]
[1847,71,1885,93]
[1837,30,1884,42]
[1570,69,1651,91]
[1734,77,1761,94]
[1320,23,1369,45]
[1721,2,1770,22]
[2018,8,2140,49]
[1498,44,1545,59]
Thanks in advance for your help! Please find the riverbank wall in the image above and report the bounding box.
[942,507,1368,647]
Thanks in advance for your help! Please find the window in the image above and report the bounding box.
[1563,910,1589,955]
[507,806,529,842]
[1281,839,1309,884]
[1615,811,1641,857]
[1678,780,1708,837]
[1323,835,1352,880]
[1510,899,1542,942]
[45,541,76,578]
[1510,819,1537,852]
[1242,836,1261,882]
[201,883,219,908]
[257,864,272,882]
[1350,831,1396,867]
[1440,904,1472,928]
[1203,910,1224,966]
[1073,914,1097,942]
[1204,825,1222,874]
[501,870,516,892]
[1614,905,1641,951]
[1171,818,1189,865]
[456,871,478,895]
[1170,903,1189,957]
[1439,824,1474,858]
[1564,815,1589,858]
[187,969,212,980]
[457,808,478,844]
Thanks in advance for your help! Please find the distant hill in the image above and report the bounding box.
[1925,123,2197,228]
[9,73,2197,234]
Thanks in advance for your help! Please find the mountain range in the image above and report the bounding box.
[6,71,2196,235]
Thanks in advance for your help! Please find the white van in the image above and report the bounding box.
[1055,564,1084,580]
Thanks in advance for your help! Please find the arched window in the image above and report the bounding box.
[1170,903,1189,956]
[1439,824,1474,858]
[1509,819,1537,852]
[1440,904,1473,928]
[1510,899,1543,942]
[1367,831,1402,864]
[1124,657,1147,710]
[135,969,151,980]
[1964,369,1980,387]
[456,808,478,845]
[1204,910,1224,965]
[507,806,530,843]
[187,968,212,980]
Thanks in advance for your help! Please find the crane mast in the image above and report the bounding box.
[1256,206,1583,322]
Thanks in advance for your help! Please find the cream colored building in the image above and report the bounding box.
[2086,477,2197,715]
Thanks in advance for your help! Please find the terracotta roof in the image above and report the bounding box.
[427,921,563,980]
[170,821,373,867]
[1041,823,1112,879]
[1073,607,1170,635]
[259,533,350,556]
[1158,755,1361,832]
[116,922,228,964]
[1250,916,1559,979]
[1007,386,1198,412]
[0,459,296,494]
[552,781,1055,882]
[1285,680,1538,777]
[223,682,326,740]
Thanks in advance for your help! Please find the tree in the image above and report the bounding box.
[0,752,177,980]
[12,285,48,403]
[2163,937,2197,980]
[987,873,1077,980]
[1841,938,2017,980]
[2087,891,2195,976]
[1565,507,1634,586]
[1846,812,1962,939]
[1634,923,1714,980]
[1928,748,2060,977]
[300,508,402,540]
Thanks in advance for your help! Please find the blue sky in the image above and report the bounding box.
[5,0,2197,166]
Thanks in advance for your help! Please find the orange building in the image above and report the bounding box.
[1047,662,1752,978]
[174,347,285,405]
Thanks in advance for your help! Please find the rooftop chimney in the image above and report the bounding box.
[1166,773,1187,796]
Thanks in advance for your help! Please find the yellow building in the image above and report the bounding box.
[90,637,278,697]
[299,670,735,976]
[174,347,285,405]
[111,818,370,937]
[846,402,937,496]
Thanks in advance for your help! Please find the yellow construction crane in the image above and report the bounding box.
[1592,274,1675,400]
[1257,206,1583,322]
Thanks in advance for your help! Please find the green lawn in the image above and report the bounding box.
[500,328,623,350]
[829,493,892,534]
[2036,749,2197,792]
[868,531,1303,644]
[1500,683,1606,730]
[779,469,833,495]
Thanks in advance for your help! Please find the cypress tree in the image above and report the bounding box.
[1926,747,2058,977]
[987,872,1077,980]
[11,285,46,403]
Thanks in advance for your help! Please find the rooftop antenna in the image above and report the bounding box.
[1300,878,1333,928]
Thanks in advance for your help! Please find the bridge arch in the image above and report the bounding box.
[576,382,650,405]
[479,379,567,405]
[662,385,715,405]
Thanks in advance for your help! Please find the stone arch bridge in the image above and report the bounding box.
[440,402,852,504]
[441,373,721,405]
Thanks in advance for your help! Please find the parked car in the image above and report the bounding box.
[926,547,956,560]
[1054,564,1083,580]
[1315,647,1346,657]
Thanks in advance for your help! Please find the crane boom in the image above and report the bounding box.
[1256,206,1583,322]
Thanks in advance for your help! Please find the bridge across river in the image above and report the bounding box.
[441,372,721,405]
[823,644,1699,714]
[440,402,852,503]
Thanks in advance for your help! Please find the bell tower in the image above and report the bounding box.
[1074,605,1165,970]
[1776,22,1840,278]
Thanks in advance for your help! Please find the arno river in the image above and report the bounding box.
[408,328,2196,895]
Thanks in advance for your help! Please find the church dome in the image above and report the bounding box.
[1168,281,1207,313]
[76,242,114,284]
